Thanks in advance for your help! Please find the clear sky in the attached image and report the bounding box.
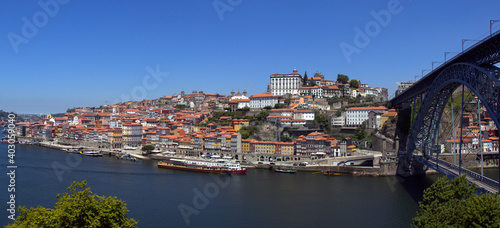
[1,0,500,114]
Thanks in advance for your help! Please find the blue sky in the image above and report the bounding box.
[1,0,500,114]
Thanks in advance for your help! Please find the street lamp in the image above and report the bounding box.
[444,52,458,62]
[432,61,442,70]
[462,39,479,52]
[422,69,430,78]
[490,20,500,37]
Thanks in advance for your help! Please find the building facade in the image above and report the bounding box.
[250,92,278,109]
[270,68,303,96]
[345,106,388,127]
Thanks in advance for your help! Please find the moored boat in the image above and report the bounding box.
[81,151,103,157]
[273,168,297,173]
[158,159,230,174]
[322,171,342,176]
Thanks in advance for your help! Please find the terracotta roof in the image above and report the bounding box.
[347,106,388,111]
[250,92,277,99]
[323,85,340,90]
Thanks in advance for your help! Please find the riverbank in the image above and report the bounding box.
[32,140,497,177]
[34,140,399,176]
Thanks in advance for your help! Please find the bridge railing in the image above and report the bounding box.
[426,156,499,191]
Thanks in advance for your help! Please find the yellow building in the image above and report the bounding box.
[108,127,122,148]
[233,119,250,132]
[351,89,358,98]
[254,141,276,154]
[278,142,295,155]
[242,139,251,153]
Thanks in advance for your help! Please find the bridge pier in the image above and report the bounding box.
[396,152,426,177]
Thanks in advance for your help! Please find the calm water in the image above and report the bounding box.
[1,143,497,227]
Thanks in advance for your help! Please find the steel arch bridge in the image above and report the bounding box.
[408,63,500,158]
[391,30,500,193]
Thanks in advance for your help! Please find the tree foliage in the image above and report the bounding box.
[412,175,500,227]
[6,181,137,228]
[239,126,258,139]
[355,128,366,140]
[337,74,349,84]
[349,79,360,88]
[174,104,188,110]
[250,111,269,124]
[141,145,155,152]
[314,112,331,132]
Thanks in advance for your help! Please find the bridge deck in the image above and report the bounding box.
[414,156,499,194]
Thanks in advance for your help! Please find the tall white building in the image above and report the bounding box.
[270,68,303,96]
[345,106,388,127]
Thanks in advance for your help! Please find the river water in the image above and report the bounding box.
[1,143,497,227]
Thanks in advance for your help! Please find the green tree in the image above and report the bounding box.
[335,109,342,117]
[281,136,293,142]
[274,103,285,109]
[303,71,308,84]
[253,111,269,123]
[412,175,500,227]
[263,106,272,110]
[6,181,137,228]
[314,112,331,132]
[337,74,349,84]
[349,79,360,88]
[354,128,366,140]
[174,104,187,110]
[141,145,155,153]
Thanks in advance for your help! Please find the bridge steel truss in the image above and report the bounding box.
[390,29,500,193]
[407,63,500,160]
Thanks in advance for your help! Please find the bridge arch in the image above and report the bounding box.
[407,63,500,160]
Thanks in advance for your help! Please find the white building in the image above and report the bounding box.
[293,110,315,121]
[332,114,345,127]
[270,68,303,96]
[268,109,294,117]
[345,106,388,127]
[229,91,250,110]
[395,82,414,96]
[250,92,278,109]
[299,86,323,98]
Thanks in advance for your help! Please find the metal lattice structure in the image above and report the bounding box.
[390,29,500,193]
[407,63,500,159]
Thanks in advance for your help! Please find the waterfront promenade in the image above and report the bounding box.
[35,140,397,175]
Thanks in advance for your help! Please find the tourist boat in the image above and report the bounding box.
[273,168,297,173]
[158,159,230,174]
[81,151,103,157]
[123,145,137,150]
[150,149,162,154]
[158,159,247,174]
[66,148,79,153]
[322,171,342,176]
